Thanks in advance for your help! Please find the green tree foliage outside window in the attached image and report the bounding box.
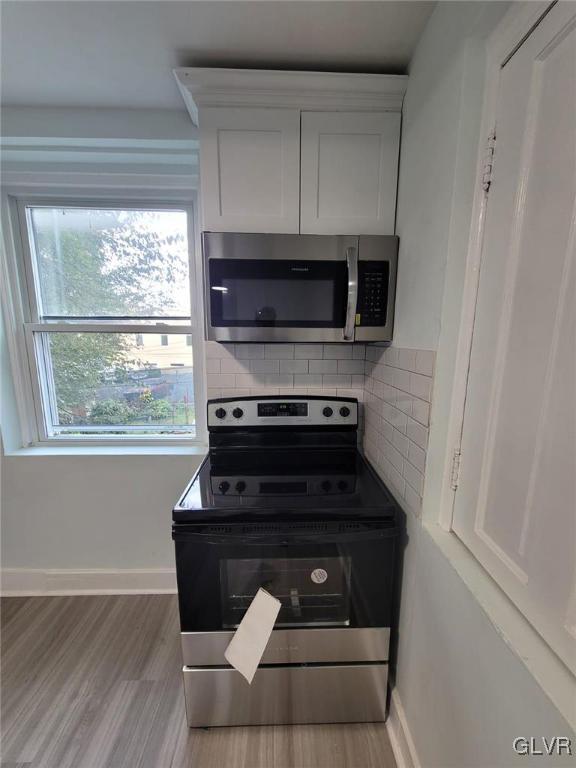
[32,209,190,428]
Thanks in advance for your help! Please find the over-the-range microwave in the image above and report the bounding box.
[202,232,398,343]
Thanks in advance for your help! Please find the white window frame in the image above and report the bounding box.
[423,1,575,729]
[3,192,207,447]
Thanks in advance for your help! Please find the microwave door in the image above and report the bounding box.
[203,233,358,343]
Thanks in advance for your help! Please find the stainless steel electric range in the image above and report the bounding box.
[173,395,401,728]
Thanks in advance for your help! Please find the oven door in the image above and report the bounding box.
[202,232,358,343]
[174,521,396,665]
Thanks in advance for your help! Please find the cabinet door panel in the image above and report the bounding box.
[453,2,576,674]
[200,108,300,233]
[300,111,400,235]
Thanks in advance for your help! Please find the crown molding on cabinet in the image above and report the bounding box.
[174,67,408,125]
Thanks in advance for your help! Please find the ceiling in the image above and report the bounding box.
[1,1,435,111]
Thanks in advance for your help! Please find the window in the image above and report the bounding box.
[16,201,202,442]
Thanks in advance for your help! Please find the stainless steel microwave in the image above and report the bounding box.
[202,232,398,343]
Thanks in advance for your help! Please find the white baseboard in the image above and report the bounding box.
[0,568,177,596]
[386,688,421,768]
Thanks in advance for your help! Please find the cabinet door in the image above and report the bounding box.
[452,2,576,674]
[199,107,300,233]
[300,111,400,235]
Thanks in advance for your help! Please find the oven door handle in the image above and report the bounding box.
[173,526,396,546]
[343,246,358,341]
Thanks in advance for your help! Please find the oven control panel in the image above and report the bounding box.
[207,397,358,428]
[211,474,356,496]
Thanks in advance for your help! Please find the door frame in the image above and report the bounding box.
[435,1,557,531]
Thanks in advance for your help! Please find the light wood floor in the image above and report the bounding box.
[1,595,396,768]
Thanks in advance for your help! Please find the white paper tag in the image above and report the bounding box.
[224,587,281,684]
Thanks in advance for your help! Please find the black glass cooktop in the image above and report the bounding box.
[173,448,397,524]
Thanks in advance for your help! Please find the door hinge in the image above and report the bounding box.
[482,132,496,193]
[450,448,461,491]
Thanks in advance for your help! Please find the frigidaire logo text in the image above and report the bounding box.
[291,267,309,272]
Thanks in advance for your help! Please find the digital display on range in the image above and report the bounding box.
[258,402,308,417]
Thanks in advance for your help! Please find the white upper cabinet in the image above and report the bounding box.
[199,107,300,233]
[174,69,407,235]
[300,111,401,235]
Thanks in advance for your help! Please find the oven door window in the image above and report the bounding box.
[208,259,348,328]
[220,556,351,628]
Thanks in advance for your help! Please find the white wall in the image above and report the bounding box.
[0,451,201,572]
[394,2,497,351]
[0,108,203,585]
[392,2,573,765]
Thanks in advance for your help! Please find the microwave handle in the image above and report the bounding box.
[343,246,358,341]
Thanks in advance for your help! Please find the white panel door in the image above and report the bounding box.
[199,107,300,233]
[300,111,400,235]
[453,2,576,674]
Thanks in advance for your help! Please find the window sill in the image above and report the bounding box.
[5,444,208,458]
[424,521,575,731]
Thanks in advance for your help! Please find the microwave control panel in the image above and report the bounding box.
[356,261,389,327]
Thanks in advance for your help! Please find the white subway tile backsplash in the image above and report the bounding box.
[235,373,255,388]
[407,418,429,450]
[393,367,411,393]
[266,374,294,387]
[250,359,280,374]
[205,341,235,359]
[222,387,251,398]
[323,344,353,359]
[415,349,435,376]
[408,442,426,474]
[392,429,410,459]
[207,373,236,388]
[204,342,434,516]
[294,344,323,359]
[362,345,435,517]
[249,387,279,396]
[265,344,294,359]
[404,461,424,495]
[323,374,352,387]
[280,359,308,374]
[382,439,404,473]
[338,359,365,374]
[309,359,337,374]
[410,372,432,402]
[220,358,248,374]
[382,403,407,434]
[404,483,422,516]
[294,374,324,387]
[411,398,430,427]
[396,348,417,372]
[205,358,221,374]
[234,344,265,359]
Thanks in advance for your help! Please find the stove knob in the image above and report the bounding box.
[338,480,348,492]
[235,480,246,494]
[321,480,332,492]
[218,481,230,494]
[232,407,244,419]
[322,407,333,417]
[215,407,226,420]
[339,406,351,417]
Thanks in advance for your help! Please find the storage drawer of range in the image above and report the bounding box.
[182,663,388,727]
[181,627,390,667]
